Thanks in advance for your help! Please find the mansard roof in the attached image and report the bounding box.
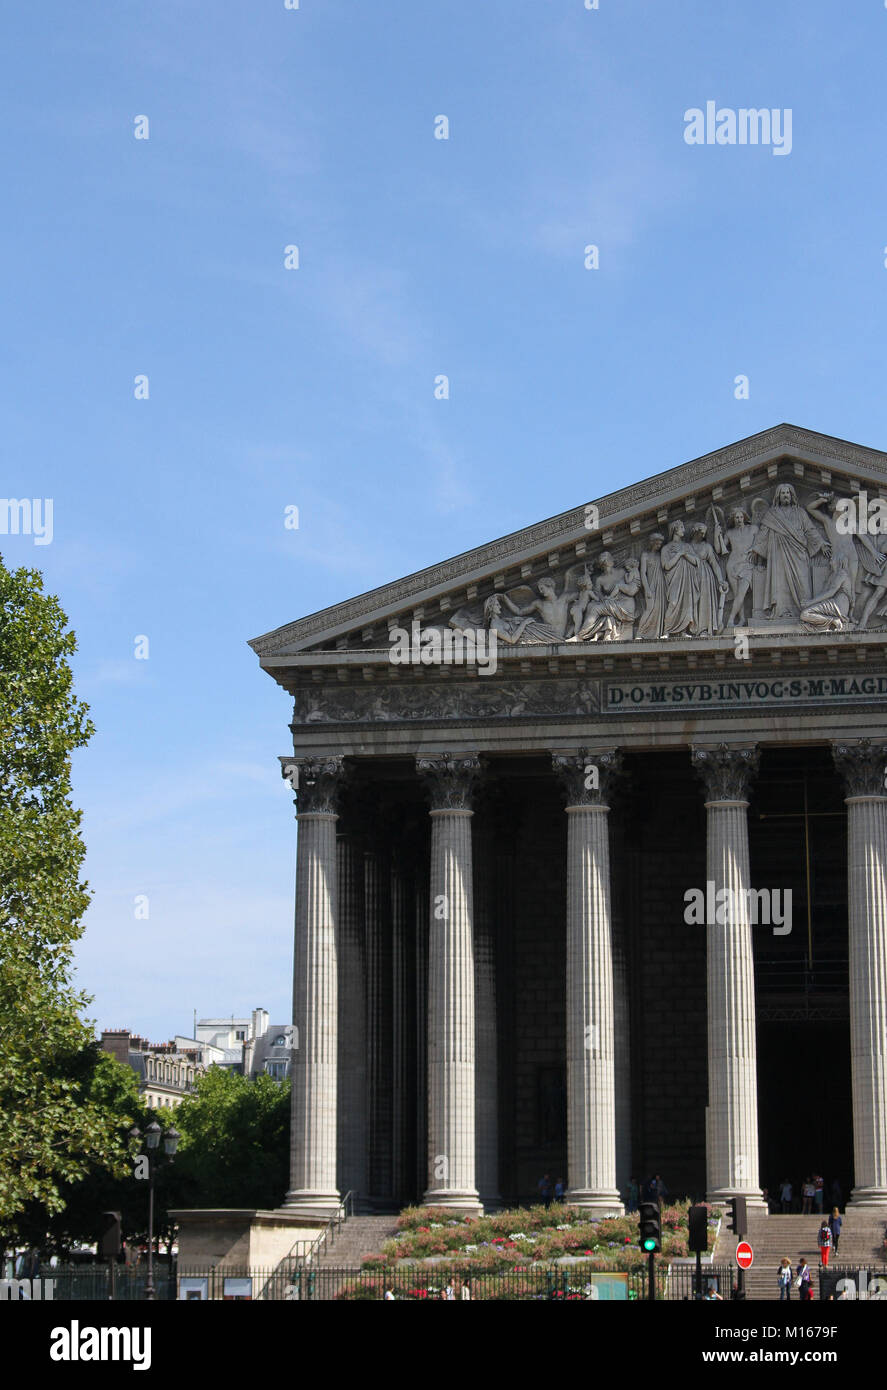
[249,423,887,665]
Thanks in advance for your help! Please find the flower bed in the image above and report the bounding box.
[359,1200,714,1270]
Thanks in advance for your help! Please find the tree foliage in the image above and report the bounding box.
[0,557,129,1234]
[166,1068,290,1212]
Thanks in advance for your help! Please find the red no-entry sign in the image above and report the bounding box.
[736,1242,754,1269]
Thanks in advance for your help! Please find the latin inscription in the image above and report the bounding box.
[605,672,887,712]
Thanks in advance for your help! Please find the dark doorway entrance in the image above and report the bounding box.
[750,746,853,1205]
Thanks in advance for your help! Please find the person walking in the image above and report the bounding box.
[796,1258,813,1301]
[801,1177,815,1214]
[778,1258,793,1301]
[818,1220,833,1267]
[828,1208,842,1255]
[537,1173,553,1208]
[779,1178,793,1213]
[553,1177,566,1203]
[813,1175,824,1214]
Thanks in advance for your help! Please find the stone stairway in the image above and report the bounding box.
[312,1215,400,1270]
[714,1211,887,1301]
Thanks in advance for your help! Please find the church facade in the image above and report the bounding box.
[250,424,887,1216]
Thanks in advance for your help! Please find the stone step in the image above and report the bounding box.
[312,1217,400,1269]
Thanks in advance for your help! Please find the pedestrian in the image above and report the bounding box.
[777,1257,793,1301]
[801,1177,815,1214]
[444,1281,455,1300]
[828,1207,842,1254]
[554,1177,566,1203]
[537,1173,553,1208]
[796,1258,812,1301]
[818,1220,832,1267]
[384,1287,395,1301]
[461,1279,471,1301]
[627,1176,639,1213]
[779,1178,793,1213]
[813,1175,824,1214]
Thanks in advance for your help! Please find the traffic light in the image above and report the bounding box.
[639,1201,661,1254]
[99,1211,122,1258]
[725,1197,747,1238]
[688,1203,708,1253]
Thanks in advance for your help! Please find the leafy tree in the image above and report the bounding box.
[0,557,130,1242]
[10,1049,145,1255]
[163,1069,290,1214]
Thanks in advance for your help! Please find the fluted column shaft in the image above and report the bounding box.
[336,832,367,1203]
[833,741,887,1207]
[365,845,393,1206]
[554,751,623,1214]
[474,819,500,1207]
[418,755,482,1212]
[692,745,762,1205]
[285,758,346,1215]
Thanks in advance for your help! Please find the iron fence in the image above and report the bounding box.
[10,1259,741,1301]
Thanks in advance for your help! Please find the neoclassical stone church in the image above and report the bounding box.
[250,424,887,1217]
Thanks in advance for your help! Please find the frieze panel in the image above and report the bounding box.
[292,678,601,725]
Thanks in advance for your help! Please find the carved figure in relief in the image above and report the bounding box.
[858,532,887,629]
[567,570,594,638]
[749,483,829,619]
[708,505,758,626]
[500,575,573,641]
[805,491,886,620]
[635,532,666,640]
[481,594,537,644]
[568,553,640,642]
[800,554,854,632]
[689,522,728,636]
[660,519,700,638]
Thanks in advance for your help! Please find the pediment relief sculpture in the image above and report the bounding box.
[440,482,887,646]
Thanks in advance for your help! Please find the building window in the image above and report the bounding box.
[235,1030,246,1041]
[272,1035,287,1046]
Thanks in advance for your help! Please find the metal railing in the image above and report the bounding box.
[274,1190,355,1270]
[4,1258,745,1301]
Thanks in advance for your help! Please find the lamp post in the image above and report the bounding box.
[130,1121,179,1301]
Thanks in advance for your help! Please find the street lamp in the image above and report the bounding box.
[130,1121,180,1300]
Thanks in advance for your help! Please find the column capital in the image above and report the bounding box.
[282,755,348,815]
[552,748,622,808]
[691,744,759,803]
[832,739,887,799]
[416,753,482,811]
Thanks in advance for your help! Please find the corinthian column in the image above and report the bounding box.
[417,754,482,1213]
[832,740,887,1207]
[336,829,367,1204]
[552,749,624,1215]
[283,756,347,1215]
[691,744,763,1206]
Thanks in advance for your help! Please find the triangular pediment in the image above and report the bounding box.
[250,424,887,671]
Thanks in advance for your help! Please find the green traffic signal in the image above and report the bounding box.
[642,1237,657,1252]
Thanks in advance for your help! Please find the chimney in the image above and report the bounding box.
[251,1008,269,1041]
[101,1030,131,1067]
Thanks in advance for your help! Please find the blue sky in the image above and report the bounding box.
[3,2,887,1040]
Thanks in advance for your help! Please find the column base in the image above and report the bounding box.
[565,1190,625,1216]
[849,1186,887,1209]
[281,1190,342,1220]
[422,1189,483,1215]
